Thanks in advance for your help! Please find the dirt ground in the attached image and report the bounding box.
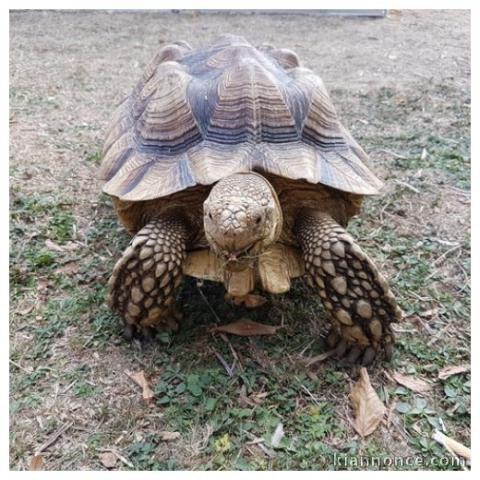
[10,10,470,471]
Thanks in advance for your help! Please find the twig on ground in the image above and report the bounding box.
[219,333,244,371]
[9,359,33,373]
[197,283,223,324]
[296,378,321,407]
[427,324,455,346]
[97,448,134,469]
[35,421,74,455]
[453,259,470,291]
[393,179,420,194]
[432,430,469,470]
[297,339,316,356]
[62,380,78,394]
[376,148,410,160]
[430,237,460,247]
[242,430,275,458]
[213,349,235,377]
[432,245,462,266]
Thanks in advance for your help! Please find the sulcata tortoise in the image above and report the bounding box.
[99,35,402,365]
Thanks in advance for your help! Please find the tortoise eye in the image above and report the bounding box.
[209,212,213,220]
[255,215,262,224]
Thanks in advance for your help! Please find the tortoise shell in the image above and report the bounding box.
[99,35,382,202]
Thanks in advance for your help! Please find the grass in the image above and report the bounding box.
[9,10,470,471]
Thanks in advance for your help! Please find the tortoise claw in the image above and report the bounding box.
[346,346,362,364]
[334,338,348,358]
[361,347,376,366]
[327,329,341,348]
[384,342,394,361]
[141,326,155,341]
[325,326,395,366]
[123,324,135,341]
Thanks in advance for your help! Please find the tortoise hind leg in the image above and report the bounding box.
[107,215,188,339]
[294,209,403,366]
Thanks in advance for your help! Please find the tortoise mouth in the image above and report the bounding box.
[217,240,261,263]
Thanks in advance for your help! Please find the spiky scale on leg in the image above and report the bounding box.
[295,209,403,365]
[107,215,189,339]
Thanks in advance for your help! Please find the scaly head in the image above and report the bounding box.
[204,173,283,261]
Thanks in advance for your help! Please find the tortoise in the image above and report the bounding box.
[99,35,402,365]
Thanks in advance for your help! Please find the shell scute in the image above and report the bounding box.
[100,36,382,201]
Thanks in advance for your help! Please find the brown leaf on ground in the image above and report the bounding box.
[226,293,268,308]
[392,372,432,393]
[438,365,470,380]
[159,431,181,442]
[37,278,53,302]
[45,239,80,252]
[125,370,155,405]
[350,367,386,437]
[98,451,117,469]
[305,349,336,366]
[37,278,53,292]
[239,391,268,407]
[16,304,35,316]
[250,391,269,404]
[210,318,280,336]
[54,262,79,276]
[29,455,44,470]
[419,308,438,318]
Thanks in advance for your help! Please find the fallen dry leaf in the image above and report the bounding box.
[438,365,469,380]
[159,431,180,442]
[125,370,155,405]
[420,308,438,318]
[242,295,267,308]
[37,278,53,302]
[227,293,268,308]
[60,265,81,279]
[98,451,117,469]
[54,262,79,276]
[16,304,35,316]
[210,318,280,336]
[250,391,268,403]
[238,393,255,407]
[350,367,386,437]
[392,372,432,393]
[45,239,80,252]
[305,349,336,366]
[239,391,268,407]
[29,455,44,470]
[271,422,284,448]
[432,430,471,461]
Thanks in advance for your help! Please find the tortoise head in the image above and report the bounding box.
[203,173,283,262]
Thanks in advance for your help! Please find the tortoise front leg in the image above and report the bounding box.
[107,215,189,339]
[294,209,403,365]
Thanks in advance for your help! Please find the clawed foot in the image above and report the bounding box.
[295,210,402,368]
[326,326,394,366]
[122,308,183,341]
[108,216,188,343]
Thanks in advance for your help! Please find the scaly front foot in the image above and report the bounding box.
[295,209,403,366]
[107,215,188,339]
